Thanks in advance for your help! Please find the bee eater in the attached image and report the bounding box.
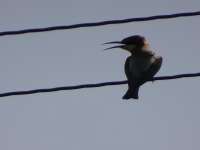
[104,35,162,99]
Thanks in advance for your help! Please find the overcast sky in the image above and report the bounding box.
[0,0,200,150]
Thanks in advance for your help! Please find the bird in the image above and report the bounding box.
[104,35,162,99]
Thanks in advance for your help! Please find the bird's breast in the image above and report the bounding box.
[129,56,155,78]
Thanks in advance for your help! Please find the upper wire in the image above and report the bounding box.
[0,11,200,37]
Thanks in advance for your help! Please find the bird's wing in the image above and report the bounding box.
[143,56,163,80]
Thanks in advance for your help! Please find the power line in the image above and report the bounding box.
[0,11,200,37]
[0,72,200,98]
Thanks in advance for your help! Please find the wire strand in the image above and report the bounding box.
[0,11,200,37]
[0,72,200,98]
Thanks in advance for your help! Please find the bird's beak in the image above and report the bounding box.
[103,41,125,50]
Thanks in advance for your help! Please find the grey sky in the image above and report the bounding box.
[0,0,200,150]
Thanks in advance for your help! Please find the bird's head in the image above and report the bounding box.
[104,35,149,54]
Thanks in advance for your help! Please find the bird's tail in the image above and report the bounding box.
[122,86,140,100]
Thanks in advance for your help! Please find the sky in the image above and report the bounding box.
[0,0,200,150]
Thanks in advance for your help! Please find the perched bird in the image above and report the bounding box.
[104,35,162,99]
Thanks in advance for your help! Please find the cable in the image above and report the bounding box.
[0,11,200,37]
[0,72,200,98]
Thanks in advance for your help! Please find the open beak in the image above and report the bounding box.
[103,41,125,50]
